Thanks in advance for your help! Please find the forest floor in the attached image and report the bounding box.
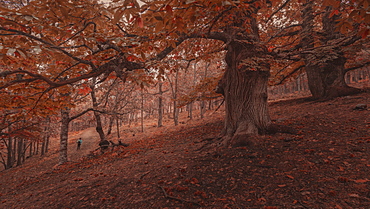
[0,89,369,209]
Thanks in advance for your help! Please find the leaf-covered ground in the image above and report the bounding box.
[0,90,369,209]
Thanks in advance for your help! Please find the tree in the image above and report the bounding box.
[265,0,369,99]
[300,1,364,99]
[135,1,282,145]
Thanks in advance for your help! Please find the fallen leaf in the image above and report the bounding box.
[354,179,370,183]
[286,175,294,179]
[349,193,360,198]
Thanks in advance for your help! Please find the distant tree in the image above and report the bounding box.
[300,1,366,99]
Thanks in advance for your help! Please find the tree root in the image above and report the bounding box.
[324,86,362,100]
[157,185,201,207]
[195,123,298,152]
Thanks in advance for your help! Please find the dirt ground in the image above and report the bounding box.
[0,90,369,209]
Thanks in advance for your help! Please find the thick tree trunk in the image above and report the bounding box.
[303,2,360,99]
[217,41,272,146]
[59,107,70,165]
[306,58,360,99]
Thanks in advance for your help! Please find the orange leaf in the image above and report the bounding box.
[329,9,339,18]
[286,175,294,179]
[360,28,369,39]
[137,16,144,28]
[354,179,369,183]
[165,5,172,14]
[127,55,137,61]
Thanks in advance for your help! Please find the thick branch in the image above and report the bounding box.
[345,61,370,73]
[276,65,305,85]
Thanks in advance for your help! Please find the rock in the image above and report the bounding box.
[353,104,367,110]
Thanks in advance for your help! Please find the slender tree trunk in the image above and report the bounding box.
[29,141,32,158]
[107,87,121,135]
[45,135,49,154]
[158,82,164,127]
[41,138,45,156]
[22,142,26,163]
[200,63,210,119]
[116,117,120,139]
[36,141,39,155]
[141,88,144,132]
[173,70,179,126]
[13,137,16,164]
[59,107,70,165]
[16,138,23,166]
[90,78,106,142]
[189,61,197,120]
[106,117,114,135]
[6,135,13,169]
[188,103,193,119]
[200,101,205,119]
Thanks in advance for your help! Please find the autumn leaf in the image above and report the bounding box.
[137,16,144,28]
[77,86,91,95]
[286,175,294,180]
[329,9,339,18]
[354,179,370,183]
[127,55,137,61]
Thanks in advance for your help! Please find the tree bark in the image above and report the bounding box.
[16,138,23,166]
[59,107,70,165]
[90,78,106,142]
[217,40,272,146]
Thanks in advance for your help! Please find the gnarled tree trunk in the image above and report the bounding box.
[303,2,360,99]
[306,56,360,99]
[217,41,272,146]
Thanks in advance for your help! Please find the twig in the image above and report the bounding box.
[212,99,225,113]
[157,185,201,207]
[139,171,150,180]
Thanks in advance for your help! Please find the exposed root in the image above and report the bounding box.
[325,86,362,99]
[195,123,297,152]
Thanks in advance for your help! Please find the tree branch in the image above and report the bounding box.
[345,61,370,73]
[266,0,292,23]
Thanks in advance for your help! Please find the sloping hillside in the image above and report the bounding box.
[0,91,369,209]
